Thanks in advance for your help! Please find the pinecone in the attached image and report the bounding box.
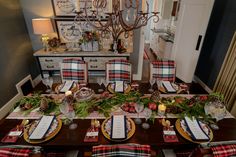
[40,98,48,112]
[150,90,160,101]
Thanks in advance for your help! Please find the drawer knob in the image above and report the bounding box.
[47,65,54,68]
[90,65,98,68]
[45,59,53,62]
[89,59,97,62]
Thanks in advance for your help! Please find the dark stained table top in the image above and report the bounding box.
[1,118,236,152]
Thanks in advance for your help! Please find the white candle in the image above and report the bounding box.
[74,0,80,12]
[65,90,72,96]
[158,104,166,116]
[142,0,146,12]
[108,1,113,12]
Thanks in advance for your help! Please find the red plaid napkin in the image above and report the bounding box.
[211,144,236,157]
[92,143,151,157]
[0,147,32,157]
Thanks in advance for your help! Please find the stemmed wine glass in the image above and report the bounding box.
[59,101,78,130]
[134,102,144,124]
[142,108,152,129]
[42,76,53,93]
[97,77,104,93]
[148,79,156,93]
[156,79,162,90]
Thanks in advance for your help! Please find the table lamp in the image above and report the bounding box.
[32,18,54,51]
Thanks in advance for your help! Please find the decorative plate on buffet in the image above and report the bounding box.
[175,119,213,144]
[24,117,62,144]
[101,117,135,142]
[107,83,131,94]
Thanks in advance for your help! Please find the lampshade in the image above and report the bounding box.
[32,18,54,34]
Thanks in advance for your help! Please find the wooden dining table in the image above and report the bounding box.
[0,82,235,156]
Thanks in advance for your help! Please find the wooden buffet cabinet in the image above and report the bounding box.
[34,49,130,79]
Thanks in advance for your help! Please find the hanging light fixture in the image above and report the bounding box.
[74,0,159,53]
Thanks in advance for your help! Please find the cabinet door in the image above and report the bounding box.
[172,0,214,83]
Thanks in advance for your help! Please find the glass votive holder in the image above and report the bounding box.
[158,104,166,116]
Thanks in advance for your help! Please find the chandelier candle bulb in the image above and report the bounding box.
[158,104,166,116]
[74,0,80,12]
[108,1,113,12]
[65,90,72,96]
[142,0,147,12]
[120,0,123,10]
[92,0,95,10]
[154,0,158,12]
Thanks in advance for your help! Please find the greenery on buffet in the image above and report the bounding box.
[14,90,225,123]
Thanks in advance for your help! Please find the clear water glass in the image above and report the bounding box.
[134,102,144,125]
[142,108,152,129]
[59,103,77,130]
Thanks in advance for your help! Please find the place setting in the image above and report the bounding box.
[148,79,189,94]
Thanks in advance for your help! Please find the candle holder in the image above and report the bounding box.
[158,104,166,117]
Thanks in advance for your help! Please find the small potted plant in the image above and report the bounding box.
[79,31,99,51]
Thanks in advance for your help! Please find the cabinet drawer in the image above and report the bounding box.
[84,57,127,70]
[39,57,82,70]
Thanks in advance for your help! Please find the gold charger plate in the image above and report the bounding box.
[24,117,62,144]
[101,117,135,142]
[107,83,131,94]
[175,119,213,144]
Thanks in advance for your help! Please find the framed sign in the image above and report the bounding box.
[52,0,92,17]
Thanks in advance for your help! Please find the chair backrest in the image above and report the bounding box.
[60,58,88,83]
[106,59,132,83]
[150,60,176,82]
[92,144,151,157]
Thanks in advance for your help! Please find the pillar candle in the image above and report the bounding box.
[158,104,166,116]
[65,90,72,96]
[74,0,80,12]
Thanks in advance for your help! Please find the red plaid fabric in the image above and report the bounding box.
[92,144,151,157]
[106,59,131,83]
[211,144,236,157]
[150,60,176,82]
[0,148,32,157]
[61,58,88,83]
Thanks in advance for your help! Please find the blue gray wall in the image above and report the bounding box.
[0,1,39,107]
[195,0,236,89]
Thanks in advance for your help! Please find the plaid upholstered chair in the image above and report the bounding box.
[150,60,176,82]
[106,59,132,83]
[60,58,88,83]
[92,144,151,157]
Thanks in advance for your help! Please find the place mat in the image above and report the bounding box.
[175,119,213,144]
[101,117,135,142]
[23,117,62,144]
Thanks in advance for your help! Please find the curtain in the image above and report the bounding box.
[214,31,236,114]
